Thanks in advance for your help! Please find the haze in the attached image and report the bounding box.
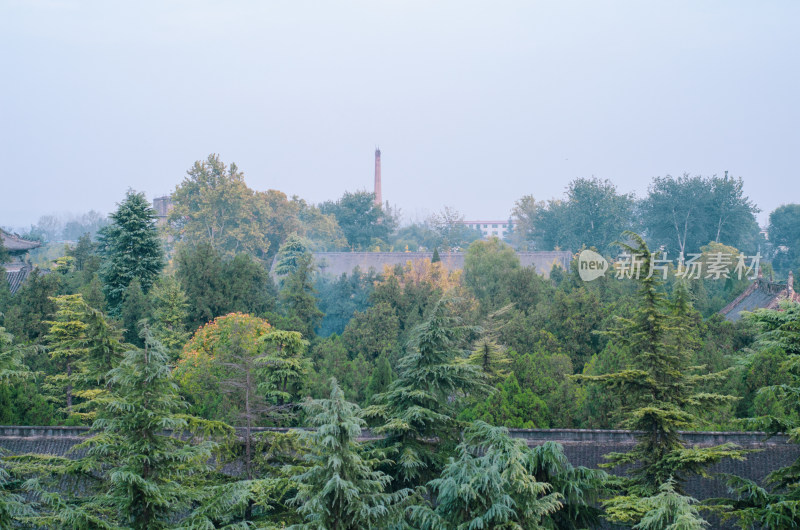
[1,1,798,228]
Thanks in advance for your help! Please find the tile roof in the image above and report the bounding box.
[1,229,41,253]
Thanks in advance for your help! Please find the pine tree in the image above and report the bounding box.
[708,301,800,527]
[259,329,311,408]
[120,278,149,346]
[431,247,441,263]
[98,190,164,313]
[364,298,492,488]
[574,232,747,525]
[0,324,34,527]
[365,353,393,402]
[409,421,563,529]
[290,378,412,529]
[149,275,190,358]
[45,294,90,418]
[79,326,229,529]
[280,253,324,339]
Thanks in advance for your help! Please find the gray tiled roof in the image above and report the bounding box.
[0,229,41,253]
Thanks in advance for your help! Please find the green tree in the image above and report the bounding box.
[0,237,9,265]
[366,353,393,402]
[0,324,34,526]
[81,328,228,529]
[320,190,396,250]
[44,294,89,417]
[409,421,563,529]
[460,372,548,428]
[463,237,520,310]
[175,242,227,328]
[98,190,164,313]
[708,301,800,528]
[574,232,746,525]
[365,299,492,488]
[290,378,412,529]
[642,173,759,256]
[170,153,271,258]
[274,234,312,278]
[280,253,323,339]
[427,206,482,251]
[768,203,800,275]
[149,275,190,358]
[120,278,149,346]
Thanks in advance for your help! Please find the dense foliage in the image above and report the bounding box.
[2,165,799,527]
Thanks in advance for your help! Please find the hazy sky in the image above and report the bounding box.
[2,1,798,229]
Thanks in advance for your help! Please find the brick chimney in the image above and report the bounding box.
[374,148,382,207]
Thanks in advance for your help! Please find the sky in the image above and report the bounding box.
[1,1,798,230]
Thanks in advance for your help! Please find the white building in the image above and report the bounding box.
[455,220,517,240]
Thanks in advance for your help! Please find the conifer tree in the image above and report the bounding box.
[290,378,412,529]
[78,326,228,529]
[259,329,311,408]
[120,278,149,346]
[409,421,563,529]
[366,353,393,402]
[708,301,800,527]
[149,275,190,357]
[365,298,492,488]
[0,324,34,527]
[280,253,323,339]
[98,190,164,313]
[574,232,746,525]
[45,294,90,417]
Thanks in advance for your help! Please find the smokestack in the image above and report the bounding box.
[374,148,382,207]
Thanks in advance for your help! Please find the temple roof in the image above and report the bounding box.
[719,273,799,322]
[1,229,41,253]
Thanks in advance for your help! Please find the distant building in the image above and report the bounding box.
[1,229,42,294]
[152,196,173,226]
[454,220,517,240]
[719,271,800,322]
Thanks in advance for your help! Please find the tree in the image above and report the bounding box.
[149,275,190,358]
[280,253,323,339]
[98,190,164,313]
[44,294,89,417]
[169,153,271,258]
[409,421,563,529]
[365,299,492,488]
[0,325,34,526]
[513,178,636,252]
[641,173,759,256]
[175,313,274,424]
[427,206,482,251]
[366,353,393,402]
[120,278,149,346]
[274,234,312,278]
[320,191,396,250]
[175,242,227,328]
[707,301,800,528]
[463,237,520,310]
[290,378,412,529]
[0,237,9,265]
[80,328,228,529]
[574,232,747,526]
[768,203,800,275]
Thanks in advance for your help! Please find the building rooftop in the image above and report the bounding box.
[719,271,799,322]
[1,229,41,253]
